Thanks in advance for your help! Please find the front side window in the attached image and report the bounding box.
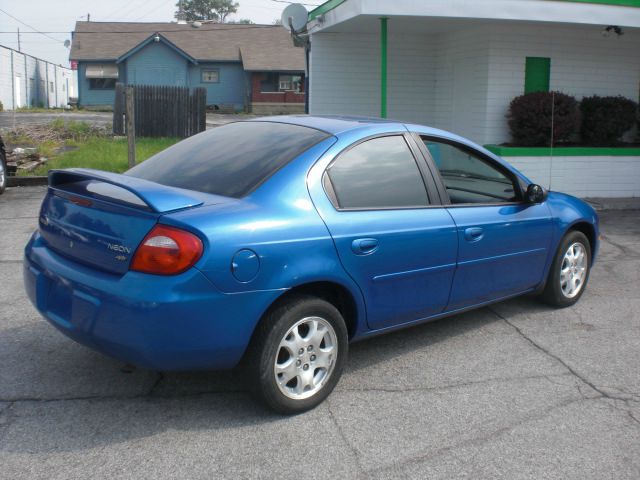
[89,78,116,90]
[422,138,518,204]
[201,69,219,83]
[325,136,429,210]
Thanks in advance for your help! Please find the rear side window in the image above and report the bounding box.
[126,122,330,198]
[325,135,429,210]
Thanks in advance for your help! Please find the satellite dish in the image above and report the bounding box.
[281,3,308,33]
[64,39,71,48]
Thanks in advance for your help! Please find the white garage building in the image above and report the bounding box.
[304,0,640,197]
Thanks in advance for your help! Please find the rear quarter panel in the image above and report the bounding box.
[161,137,369,335]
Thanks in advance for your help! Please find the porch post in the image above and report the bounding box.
[380,17,388,118]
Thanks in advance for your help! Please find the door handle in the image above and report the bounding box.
[464,227,484,242]
[351,238,379,255]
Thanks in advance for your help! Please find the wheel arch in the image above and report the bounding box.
[253,280,365,343]
[567,221,597,263]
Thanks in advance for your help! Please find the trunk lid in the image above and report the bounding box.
[38,169,223,275]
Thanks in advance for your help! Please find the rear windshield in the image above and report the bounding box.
[126,121,330,198]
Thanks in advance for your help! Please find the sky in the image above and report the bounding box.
[0,0,321,67]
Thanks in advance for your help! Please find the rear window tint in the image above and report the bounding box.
[126,122,330,198]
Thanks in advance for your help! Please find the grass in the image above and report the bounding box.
[28,137,179,176]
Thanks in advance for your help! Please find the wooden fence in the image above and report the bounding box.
[113,84,206,138]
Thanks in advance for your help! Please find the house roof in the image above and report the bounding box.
[70,21,305,71]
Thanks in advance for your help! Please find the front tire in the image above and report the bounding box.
[541,230,591,307]
[249,295,348,414]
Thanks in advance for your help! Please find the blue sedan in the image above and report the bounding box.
[24,116,599,413]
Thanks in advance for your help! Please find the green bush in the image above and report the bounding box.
[0,100,3,112]
[580,95,638,146]
[507,91,580,146]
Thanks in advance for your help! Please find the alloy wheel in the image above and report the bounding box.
[560,242,587,298]
[274,316,338,400]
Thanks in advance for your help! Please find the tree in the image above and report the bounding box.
[175,0,239,22]
[227,19,253,24]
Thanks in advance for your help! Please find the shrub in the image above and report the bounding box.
[0,100,3,112]
[507,91,580,146]
[580,95,638,146]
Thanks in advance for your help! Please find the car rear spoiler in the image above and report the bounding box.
[48,168,204,213]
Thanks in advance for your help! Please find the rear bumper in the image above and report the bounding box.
[24,232,282,371]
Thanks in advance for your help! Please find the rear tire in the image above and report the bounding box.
[541,230,591,307]
[249,294,348,414]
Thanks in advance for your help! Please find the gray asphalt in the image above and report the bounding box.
[0,111,260,132]
[0,186,638,479]
[0,112,113,130]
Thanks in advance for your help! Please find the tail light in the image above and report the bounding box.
[131,225,203,275]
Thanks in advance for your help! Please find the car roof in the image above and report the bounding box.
[249,115,406,135]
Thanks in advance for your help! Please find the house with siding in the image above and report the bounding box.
[70,22,305,113]
[304,0,640,198]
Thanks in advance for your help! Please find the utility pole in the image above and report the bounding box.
[17,28,21,51]
[125,86,136,168]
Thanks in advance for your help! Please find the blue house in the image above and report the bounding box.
[70,21,305,113]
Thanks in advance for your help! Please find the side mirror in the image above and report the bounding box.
[526,183,547,204]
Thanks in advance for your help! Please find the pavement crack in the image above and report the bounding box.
[600,234,638,258]
[369,396,594,477]
[326,397,367,477]
[337,373,573,395]
[147,372,165,396]
[0,389,248,405]
[488,306,635,405]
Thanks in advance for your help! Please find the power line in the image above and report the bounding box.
[0,25,286,35]
[0,7,66,43]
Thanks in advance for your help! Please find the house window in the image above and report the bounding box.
[524,57,550,94]
[260,73,303,93]
[201,69,219,83]
[279,75,302,92]
[89,78,116,90]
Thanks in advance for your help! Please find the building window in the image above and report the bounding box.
[201,69,219,83]
[260,73,303,93]
[524,57,550,94]
[49,81,54,93]
[89,78,116,90]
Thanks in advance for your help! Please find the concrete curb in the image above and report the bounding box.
[584,197,640,211]
[7,176,48,187]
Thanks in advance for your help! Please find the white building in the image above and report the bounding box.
[0,45,77,110]
[305,0,640,196]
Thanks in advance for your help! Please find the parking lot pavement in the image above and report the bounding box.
[1,186,638,479]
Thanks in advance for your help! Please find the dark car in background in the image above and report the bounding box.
[0,134,7,194]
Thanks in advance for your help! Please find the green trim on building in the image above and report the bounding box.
[306,0,640,24]
[380,17,388,118]
[524,57,550,94]
[308,0,347,20]
[484,145,640,157]
[560,0,640,7]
